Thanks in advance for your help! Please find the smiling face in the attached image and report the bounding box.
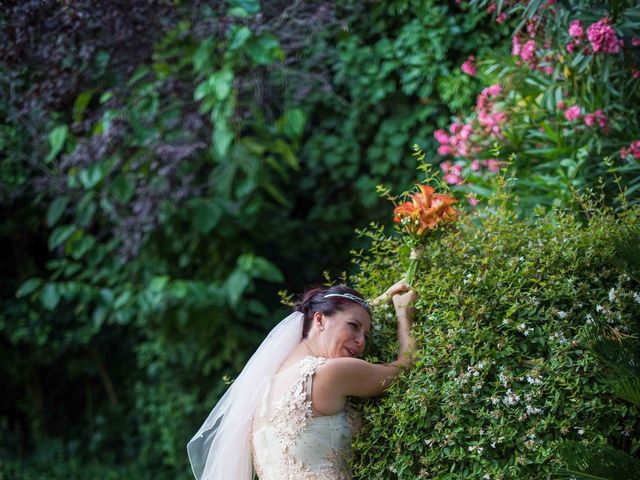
[315,304,372,358]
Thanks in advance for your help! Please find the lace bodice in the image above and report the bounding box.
[250,356,360,480]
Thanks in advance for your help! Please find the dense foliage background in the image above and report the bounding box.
[1,0,638,478]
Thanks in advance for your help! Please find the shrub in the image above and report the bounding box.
[350,197,640,479]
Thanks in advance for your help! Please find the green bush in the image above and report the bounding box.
[350,198,640,479]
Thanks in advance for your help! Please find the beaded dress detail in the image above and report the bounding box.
[250,356,360,480]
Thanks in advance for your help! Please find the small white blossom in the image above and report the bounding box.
[576,428,584,435]
[526,405,543,415]
[503,389,520,406]
[633,292,640,304]
[609,288,616,302]
[596,305,604,313]
[585,314,594,325]
[557,310,567,319]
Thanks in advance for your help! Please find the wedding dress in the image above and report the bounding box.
[250,355,361,480]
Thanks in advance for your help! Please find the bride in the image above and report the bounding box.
[187,281,417,479]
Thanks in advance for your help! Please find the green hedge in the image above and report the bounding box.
[351,199,640,479]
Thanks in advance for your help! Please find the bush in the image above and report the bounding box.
[350,198,640,479]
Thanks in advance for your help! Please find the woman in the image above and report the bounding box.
[187,281,417,479]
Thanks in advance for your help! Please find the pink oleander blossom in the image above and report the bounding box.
[483,159,500,173]
[434,129,450,144]
[438,145,452,156]
[440,161,452,174]
[467,193,479,207]
[512,35,522,56]
[568,20,583,38]
[521,40,537,63]
[564,105,582,121]
[594,109,607,129]
[471,159,480,171]
[444,173,464,185]
[566,42,576,53]
[620,140,640,160]
[633,69,640,78]
[633,38,640,47]
[461,55,477,76]
[587,17,623,54]
[496,13,507,24]
[583,113,595,127]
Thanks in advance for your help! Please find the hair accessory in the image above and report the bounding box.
[323,293,372,315]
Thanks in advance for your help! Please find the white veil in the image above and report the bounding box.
[187,311,304,479]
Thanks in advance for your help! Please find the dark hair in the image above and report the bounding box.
[294,285,370,338]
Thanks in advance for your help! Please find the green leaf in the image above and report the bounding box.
[110,174,136,203]
[228,26,252,50]
[278,108,306,138]
[46,125,68,163]
[225,270,250,307]
[237,253,284,282]
[73,89,96,124]
[192,201,222,234]
[227,0,260,16]
[40,283,61,310]
[210,69,234,101]
[214,122,234,158]
[193,38,214,72]
[78,162,105,189]
[46,196,70,227]
[16,278,42,298]
[48,225,76,250]
[246,34,284,65]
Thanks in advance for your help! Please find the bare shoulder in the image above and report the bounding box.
[315,357,401,398]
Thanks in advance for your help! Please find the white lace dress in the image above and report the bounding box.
[250,356,361,480]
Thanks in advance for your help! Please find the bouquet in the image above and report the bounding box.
[392,184,459,285]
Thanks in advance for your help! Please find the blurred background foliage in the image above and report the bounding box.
[0,0,638,478]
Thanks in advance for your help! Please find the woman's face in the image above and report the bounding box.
[318,304,372,358]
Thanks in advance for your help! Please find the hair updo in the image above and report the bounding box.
[294,285,370,338]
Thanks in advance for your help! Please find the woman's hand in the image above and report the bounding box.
[392,289,417,318]
[371,280,411,306]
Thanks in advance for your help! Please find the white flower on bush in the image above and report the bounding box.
[526,375,543,385]
[468,445,484,454]
[633,292,640,304]
[556,310,567,319]
[526,405,543,415]
[596,304,605,313]
[498,372,510,387]
[609,287,616,302]
[585,313,594,325]
[503,389,520,406]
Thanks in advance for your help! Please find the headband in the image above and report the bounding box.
[323,293,372,315]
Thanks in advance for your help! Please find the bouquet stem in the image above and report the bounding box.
[404,247,424,286]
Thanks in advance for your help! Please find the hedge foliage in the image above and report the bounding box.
[351,198,640,479]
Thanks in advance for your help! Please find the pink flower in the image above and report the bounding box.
[564,105,582,121]
[434,129,450,144]
[633,69,640,78]
[520,40,537,63]
[587,17,623,54]
[444,173,463,185]
[566,42,575,53]
[450,123,462,134]
[461,55,477,77]
[496,13,507,24]
[451,164,463,176]
[483,159,500,173]
[583,113,595,127]
[467,194,479,207]
[620,140,640,160]
[460,124,473,140]
[438,145,452,156]
[486,84,502,96]
[568,20,583,38]
[633,38,640,47]
[594,109,607,129]
[557,100,566,110]
[440,161,452,174]
[512,36,522,56]
[471,159,480,171]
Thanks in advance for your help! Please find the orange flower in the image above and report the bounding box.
[393,184,459,235]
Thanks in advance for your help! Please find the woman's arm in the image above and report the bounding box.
[319,287,418,398]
